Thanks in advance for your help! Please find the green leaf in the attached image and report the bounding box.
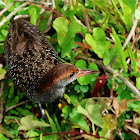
[0,44,4,54]
[117,89,133,103]
[77,76,92,85]
[85,28,110,59]
[129,46,137,73]
[1,30,8,37]
[101,15,109,30]
[117,114,125,128]
[112,28,127,72]
[78,98,104,129]
[74,85,80,91]
[0,133,8,140]
[77,104,89,118]
[75,60,99,85]
[61,20,81,57]
[39,18,48,32]
[103,114,117,130]
[118,0,132,30]
[16,108,38,120]
[7,79,14,98]
[136,117,140,124]
[54,114,61,132]
[7,0,15,12]
[122,0,137,14]
[85,33,104,58]
[64,94,71,104]
[0,66,6,80]
[128,101,140,112]
[80,85,89,93]
[75,59,86,69]
[75,60,88,85]
[88,62,99,71]
[93,27,106,42]
[0,125,14,138]
[53,17,81,57]
[70,109,90,133]
[97,99,107,113]
[70,93,78,106]
[29,5,41,25]
[26,130,39,140]
[122,133,132,140]
[45,109,58,139]
[103,46,117,65]
[53,17,69,46]
[18,115,50,131]
[0,34,5,42]
[98,128,108,140]
[62,105,72,114]
[86,99,104,128]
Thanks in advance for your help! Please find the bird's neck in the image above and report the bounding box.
[39,71,66,93]
[37,85,65,104]
[37,80,66,104]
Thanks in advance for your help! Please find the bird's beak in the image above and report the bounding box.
[76,68,100,78]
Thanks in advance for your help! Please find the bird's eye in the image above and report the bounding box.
[69,72,74,78]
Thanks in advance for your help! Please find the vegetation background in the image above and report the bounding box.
[0,0,140,139]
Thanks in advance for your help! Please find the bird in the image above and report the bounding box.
[4,18,99,104]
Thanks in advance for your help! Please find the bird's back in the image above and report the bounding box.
[4,19,60,99]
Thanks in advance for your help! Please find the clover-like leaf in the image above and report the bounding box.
[75,60,99,85]
[85,28,110,59]
[18,115,50,131]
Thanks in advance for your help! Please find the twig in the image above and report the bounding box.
[14,0,52,5]
[106,103,116,114]
[15,118,21,126]
[0,3,15,17]
[74,16,114,42]
[0,82,11,124]
[110,75,115,97]
[0,2,29,28]
[86,8,102,16]
[131,34,140,49]
[91,97,116,100]
[13,14,29,20]
[122,19,138,50]
[79,56,140,98]
[74,15,92,32]
[5,130,113,140]
[31,3,63,17]
[44,0,55,33]
[0,1,7,6]
[6,100,30,112]
[127,99,140,103]
[74,41,92,49]
[106,37,114,43]
[1,83,12,124]
[125,125,140,136]
[82,6,91,32]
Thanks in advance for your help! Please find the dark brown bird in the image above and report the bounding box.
[4,19,99,104]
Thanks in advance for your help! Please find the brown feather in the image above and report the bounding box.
[4,19,60,102]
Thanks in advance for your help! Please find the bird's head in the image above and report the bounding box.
[40,63,99,92]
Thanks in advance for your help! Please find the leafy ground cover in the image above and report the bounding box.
[0,0,140,139]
